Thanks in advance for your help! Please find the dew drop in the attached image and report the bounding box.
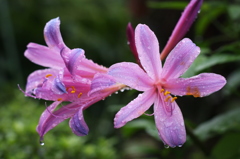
[178,144,183,148]
[164,145,169,148]
[40,140,45,146]
[115,91,118,94]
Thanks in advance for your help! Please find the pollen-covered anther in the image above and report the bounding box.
[171,97,177,102]
[57,98,62,101]
[78,93,83,98]
[45,74,53,78]
[67,86,76,93]
[164,96,171,102]
[164,91,171,96]
[160,89,165,93]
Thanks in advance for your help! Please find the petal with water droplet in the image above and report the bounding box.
[69,107,89,136]
[114,89,156,128]
[135,24,162,81]
[161,38,200,79]
[44,17,66,51]
[154,93,186,148]
[163,73,226,97]
[108,62,154,91]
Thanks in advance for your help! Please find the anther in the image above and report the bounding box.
[160,89,165,93]
[67,86,76,93]
[45,74,53,78]
[57,98,62,101]
[165,96,171,102]
[171,97,177,102]
[77,93,82,98]
[164,91,171,96]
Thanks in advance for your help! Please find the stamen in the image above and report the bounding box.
[164,91,171,96]
[57,98,62,101]
[67,86,76,93]
[45,74,53,78]
[171,97,177,102]
[160,89,165,92]
[78,93,83,98]
[165,96,171,102]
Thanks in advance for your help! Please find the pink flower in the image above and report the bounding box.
[90,24,226,147]
[23,18,124,143]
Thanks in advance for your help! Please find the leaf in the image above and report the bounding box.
[183,53,240,77]
[211,133,240,159]
[194,107,240,141]
[223,69,240,96]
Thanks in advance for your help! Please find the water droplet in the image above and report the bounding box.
[40,140,45,146]
[115,91,118,94]
[178,144,183,147]
[164,145,169,148]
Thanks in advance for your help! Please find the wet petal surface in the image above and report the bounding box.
[163,73,227,97]
[154,93,186,148]
[135,24,162,80]
[114,89,156,128]
[161,38,200,79]
[108,62,153,91]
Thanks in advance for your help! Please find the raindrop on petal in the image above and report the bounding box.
[178,144,183,148]
[164,145,169,148]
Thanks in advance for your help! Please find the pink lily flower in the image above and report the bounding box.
[23,17,124,143]
[90,24,226,147]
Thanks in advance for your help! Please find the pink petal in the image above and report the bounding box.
[108,62,154,91]
[61,48,85,75]
[135,24,162,80]
[69,107,89,136]
[44,17,66,51]
[37,102,80,141]
[161,38,200,79]
[89,73,122,97]
[160,0,203,60]
[114,89,156,128]
[61,48,108,79]
[24,43,65,68]
[154,93,186,148]
[163,73,227,97]
[25,68,60,93]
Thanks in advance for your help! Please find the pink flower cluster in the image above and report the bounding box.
[22,0,226,148]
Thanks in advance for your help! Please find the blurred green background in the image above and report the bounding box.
[1,0,240,158]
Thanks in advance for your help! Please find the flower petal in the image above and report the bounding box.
[44,17,66,51]
[161,38,200,79]
[135,24,162,80]
[61,48,85,75]
[61,48,107,79]
[24,43,65,68]
[25,68,59,93]
[89,73,125,97]
[69,107,89,136]
[160,0,203,60]
[163,73,227,97]
[114,89,156,128]
[37,102,80,140]
[108,62,153,91]
[154,93,186,148]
